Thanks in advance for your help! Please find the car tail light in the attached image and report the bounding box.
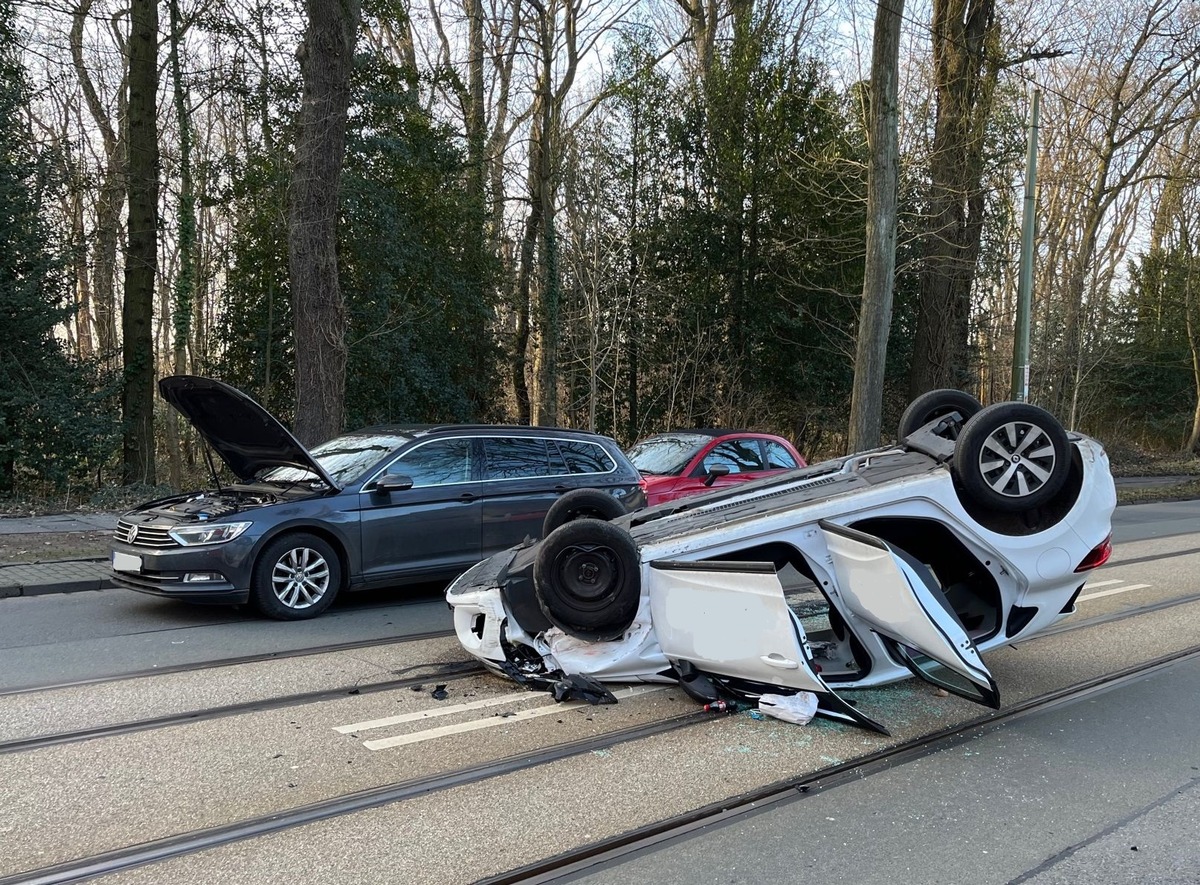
[1074,535,1112,572]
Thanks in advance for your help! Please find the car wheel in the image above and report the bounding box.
[542,488,626,537]
[250,533,342,620]
[533,519,640,641]
[898,389,984,440]
[953,402,1071,512]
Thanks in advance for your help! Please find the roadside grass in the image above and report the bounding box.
[0,531,111,563]
[1116,478,1200,506]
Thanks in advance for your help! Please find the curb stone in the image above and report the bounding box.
[0,560,116,599]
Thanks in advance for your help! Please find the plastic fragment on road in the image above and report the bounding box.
[758,692,818,725]
[552,673,618,705]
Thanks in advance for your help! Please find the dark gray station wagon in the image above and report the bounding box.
[111,376,646,619]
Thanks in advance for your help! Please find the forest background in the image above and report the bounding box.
[1,0,1197,502]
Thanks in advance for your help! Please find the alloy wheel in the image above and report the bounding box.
[271,546,331,609]
[976,420,1058,499]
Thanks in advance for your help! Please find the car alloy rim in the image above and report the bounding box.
[977,420,1057,498]
[271,547,331,609]
[555,544,618,604]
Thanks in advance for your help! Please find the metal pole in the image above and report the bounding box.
[1011,90,1040,402]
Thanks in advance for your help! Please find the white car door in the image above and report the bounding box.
[819,520,1001,708]
[649,560,889,734]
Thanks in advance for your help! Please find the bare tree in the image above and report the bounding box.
[70,0,127,366]
[1033,0,1199,427]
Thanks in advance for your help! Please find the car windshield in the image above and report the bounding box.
[260,431,410,486]
[627,434,710,476]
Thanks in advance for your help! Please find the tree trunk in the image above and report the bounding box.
[288,0,361,446]
[908,0,998,397]
[848,0,904,452]
[121,0,158,486]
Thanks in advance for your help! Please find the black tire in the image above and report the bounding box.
[250,532,342,620]
[533,519,640,641]
[953,402,1071,512]
[898,389,984,440]
[542,488,626,537]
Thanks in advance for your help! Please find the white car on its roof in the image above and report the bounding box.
[447,391,1116,733]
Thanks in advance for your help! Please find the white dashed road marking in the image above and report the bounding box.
[335,690,538,734]
[1078,582,1151,602]
[336,685,666,751]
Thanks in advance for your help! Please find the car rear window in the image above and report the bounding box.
[557,440,616,475]
[764,440,799,469]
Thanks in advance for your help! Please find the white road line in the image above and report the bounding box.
[1079,583,1151,602]
[335,690,537,734]
[361,685,666,751]
[1083,579,1125,589]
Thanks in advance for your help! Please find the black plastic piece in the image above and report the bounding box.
[1006,605,1039,638]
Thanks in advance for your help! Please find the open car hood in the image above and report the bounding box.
[159,375,339,489]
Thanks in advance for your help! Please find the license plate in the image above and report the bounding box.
[112,551,143,573]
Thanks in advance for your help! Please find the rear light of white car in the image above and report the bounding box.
[1074,535,1112,572]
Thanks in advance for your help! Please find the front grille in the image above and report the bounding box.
[113,520,180,548]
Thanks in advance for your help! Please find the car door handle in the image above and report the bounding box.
[458,492,478,502]
[760,653,799,670]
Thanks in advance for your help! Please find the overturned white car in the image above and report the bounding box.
[447,392,1116,733]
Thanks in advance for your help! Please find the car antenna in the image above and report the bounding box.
[201,441,223,491]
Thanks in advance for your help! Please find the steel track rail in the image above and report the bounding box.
[9,642,1200,885]
[6,555,1200,881]
[0,711,706,885]
[0,628,456,697]
[483,642,1200,884]
[0,660,484,755]
[11,580,1190,757]
[8,577,1200,759]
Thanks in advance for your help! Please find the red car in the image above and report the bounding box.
[626,430,807,506]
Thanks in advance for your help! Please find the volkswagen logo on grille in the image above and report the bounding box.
[128,525,139,544]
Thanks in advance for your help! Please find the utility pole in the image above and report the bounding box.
[1011,89,1040,402]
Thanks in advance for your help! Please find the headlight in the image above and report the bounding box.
[169,521,252,546]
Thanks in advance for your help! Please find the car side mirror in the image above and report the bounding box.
[374,473,414,493]
[703,464,731,486]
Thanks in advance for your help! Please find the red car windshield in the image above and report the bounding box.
[627,434,710,476]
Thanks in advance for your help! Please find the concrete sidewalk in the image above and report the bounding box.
[0,511,119,599]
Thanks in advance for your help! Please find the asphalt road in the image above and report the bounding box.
[2,500,1200,883]
[0,583,452,692]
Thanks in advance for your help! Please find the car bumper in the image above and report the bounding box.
[109,536,255,604]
